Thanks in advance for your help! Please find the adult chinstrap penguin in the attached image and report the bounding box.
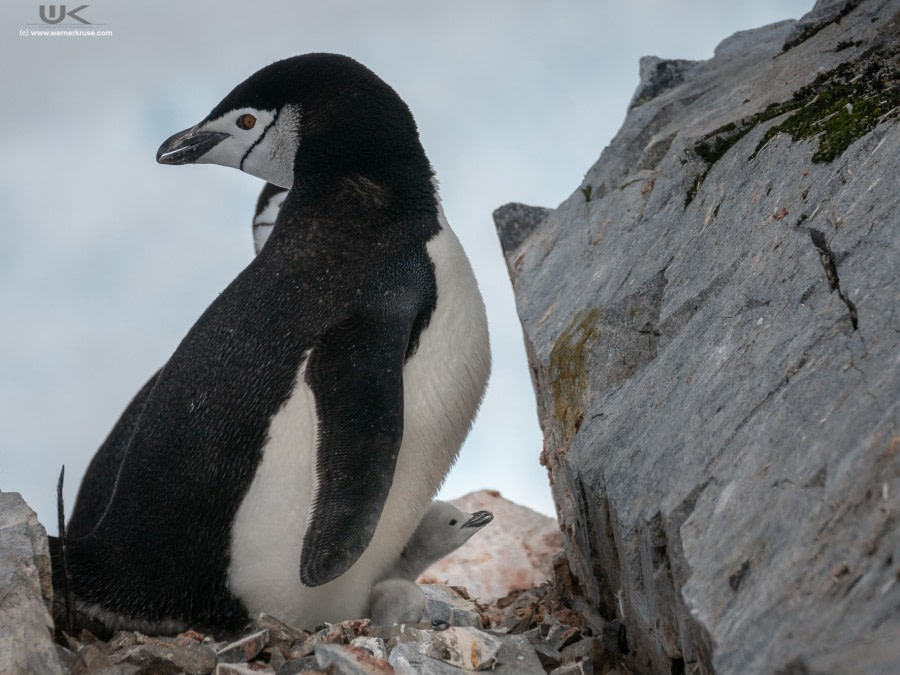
[51,53,490,632]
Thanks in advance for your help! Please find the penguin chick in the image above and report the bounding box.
[369,579,426,627]
[370,501,493,625]
[390,501,494,581]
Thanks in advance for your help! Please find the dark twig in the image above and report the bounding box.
[57,465,75,635]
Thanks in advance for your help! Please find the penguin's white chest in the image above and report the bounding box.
[227,221,490,627]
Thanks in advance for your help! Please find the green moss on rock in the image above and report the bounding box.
[684,45,899,207]
[752,53,899,163]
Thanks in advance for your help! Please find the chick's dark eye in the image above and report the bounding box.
[236,114,256,130]
[449,519,457,526]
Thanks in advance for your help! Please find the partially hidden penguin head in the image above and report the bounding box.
[156,53,430,192]
[252,182,288,254]
[412,501,494,561]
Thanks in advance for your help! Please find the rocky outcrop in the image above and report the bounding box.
[496,1,900,673]
[0,492,64,674]
[4,487,581,673]
[419,490,563,602]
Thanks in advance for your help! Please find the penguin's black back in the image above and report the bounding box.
[67,371,160,539]
[58,52,443,628]
[65,191,440,629]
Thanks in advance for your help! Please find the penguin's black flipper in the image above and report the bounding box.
[68,369,161,538]
[299,311,410,587]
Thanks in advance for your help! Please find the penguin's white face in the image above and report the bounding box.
[157,104,300,189]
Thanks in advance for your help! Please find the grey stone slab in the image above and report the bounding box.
[496,0,900,673]
[0,492,64,675]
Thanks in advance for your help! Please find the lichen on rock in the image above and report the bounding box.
[548,308,602,444]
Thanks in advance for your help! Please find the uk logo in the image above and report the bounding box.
[38,5,91,25]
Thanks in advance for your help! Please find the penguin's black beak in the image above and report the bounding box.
[156,126,229,165]
[462,510,494,528]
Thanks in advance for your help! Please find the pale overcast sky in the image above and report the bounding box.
[2,1,813,528]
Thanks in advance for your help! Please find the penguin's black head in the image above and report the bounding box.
[157,53,431,193]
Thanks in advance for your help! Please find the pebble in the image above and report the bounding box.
[350,636,389,660]
[72,644,112,674]
[215,663,275,674]
[419,626,502,670]
[119,640,217,674]
[215,630,269,664]
[388,643,462,675]
[254,614,309,648]
[315,643,394,674]
[277,654,319,674]
[421,584,483,628]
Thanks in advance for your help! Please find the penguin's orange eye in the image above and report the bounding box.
[236,114,256,130]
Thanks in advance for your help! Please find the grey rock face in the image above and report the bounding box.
[495,1,900,673]
[0,491,64,675]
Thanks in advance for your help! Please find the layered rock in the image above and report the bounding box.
[496,1,900,672]
[0,492,64,674]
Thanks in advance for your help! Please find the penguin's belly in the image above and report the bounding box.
[227,223,490,628]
